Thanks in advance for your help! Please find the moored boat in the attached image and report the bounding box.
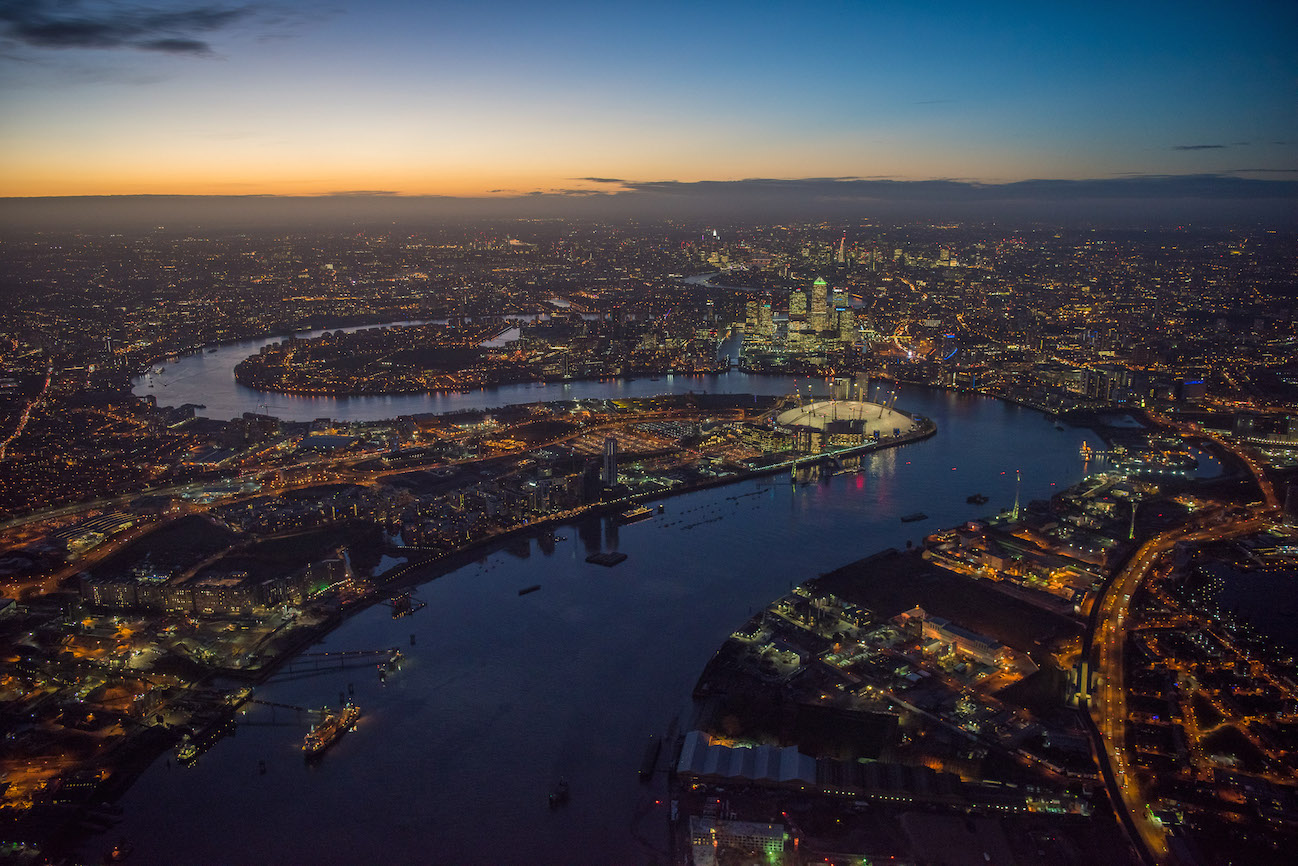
[618,505,653,524]
[176,712,235,766]
[303,704,361,759]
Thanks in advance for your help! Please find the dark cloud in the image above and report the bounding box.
[0,0,247,55]
[742,176,866,183]
[139,38,211,54]
[616,177,981,201]
[653,174,1296,201]
[527,188,611,197]
[1171,144,1227,151]
[590,175,1298,223]
[3,174,1295,232]
[576,177,627,184]
[327,190,400,196]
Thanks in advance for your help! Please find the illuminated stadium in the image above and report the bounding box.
[774,400,914,436]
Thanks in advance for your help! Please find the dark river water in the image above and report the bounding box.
[101,332,1106,864]
[132,322,771,422]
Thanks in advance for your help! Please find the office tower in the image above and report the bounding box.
[602,436,618,486]
[789,289,807,319]
[809,277,828,332]
[831,286,847,312]
[837,308,857,343]
[758,301,775,338]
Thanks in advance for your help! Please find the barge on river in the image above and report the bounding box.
[303,704,361,759]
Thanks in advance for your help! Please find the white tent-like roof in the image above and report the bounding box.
[676,730,816,785]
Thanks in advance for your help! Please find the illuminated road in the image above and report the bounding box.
[0,403,766,594]
[1085,411,1281,866]
[0,370,49,461]
[1087,512,1269,865]
[1155,413,1279,510]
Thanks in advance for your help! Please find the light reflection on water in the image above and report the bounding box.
[136,320,747,422]
[90,386,1102,866]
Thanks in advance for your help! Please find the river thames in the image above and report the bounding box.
[100,336,1105,864]
[134,324,828,421]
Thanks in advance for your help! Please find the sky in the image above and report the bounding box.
[1,0,1295,209]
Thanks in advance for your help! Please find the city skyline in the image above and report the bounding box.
[2,0,1296,200]
[1,215,1296,865]
[3,3,1298,863]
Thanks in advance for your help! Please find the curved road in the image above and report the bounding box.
[1086,509,1272,864]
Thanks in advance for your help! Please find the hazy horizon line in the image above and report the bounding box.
[3,175,1294,231]
[4,172,1297,202]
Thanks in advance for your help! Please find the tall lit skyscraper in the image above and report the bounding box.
[758,301,775,338]
[602,436,618,486]
[837,308,857,343]
[831,286,847,312]
[789,289,807,319]
[809,277,828,332]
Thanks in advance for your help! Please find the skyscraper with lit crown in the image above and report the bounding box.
[809,277,829,332]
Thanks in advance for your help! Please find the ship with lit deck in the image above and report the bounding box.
[303,704,361,759]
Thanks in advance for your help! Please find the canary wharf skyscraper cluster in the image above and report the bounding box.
[743,276,859,370]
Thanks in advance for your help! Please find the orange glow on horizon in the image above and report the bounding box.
[0,132,1073,199]
[0,166,611,199]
